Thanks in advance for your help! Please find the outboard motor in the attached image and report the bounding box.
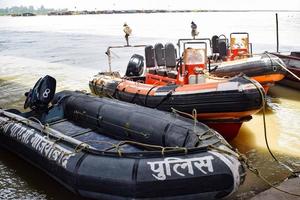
[125,54,144,77]
[24,75,56,112]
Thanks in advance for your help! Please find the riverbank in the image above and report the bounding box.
[1,8,300,17]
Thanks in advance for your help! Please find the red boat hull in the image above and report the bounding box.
[203,117,251,141]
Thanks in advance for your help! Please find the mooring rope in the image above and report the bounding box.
[243,76,300,176]
[195,75,300,197]
[244,76,298,172]
[208,143,300,197]
[248,166,300,197]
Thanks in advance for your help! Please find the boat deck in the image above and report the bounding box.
[50,120,142,152]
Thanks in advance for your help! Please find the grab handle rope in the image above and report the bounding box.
[64,139,189,157]
[171,108,217,141]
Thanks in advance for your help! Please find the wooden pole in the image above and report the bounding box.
[276,13,279,53]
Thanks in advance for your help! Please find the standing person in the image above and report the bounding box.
[123,23,132,46]
[191,21,199,39]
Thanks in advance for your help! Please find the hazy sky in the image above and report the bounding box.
[0,0,300,10]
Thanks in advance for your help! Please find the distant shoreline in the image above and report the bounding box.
[1,9,299,17]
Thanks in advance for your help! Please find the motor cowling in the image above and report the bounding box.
[125,54,144,77]
[24,75,56,111]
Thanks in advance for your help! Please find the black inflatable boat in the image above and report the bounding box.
[209,54,286,92]
[0,76,246,199]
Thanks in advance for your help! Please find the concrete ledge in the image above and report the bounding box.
[251,178,300,200]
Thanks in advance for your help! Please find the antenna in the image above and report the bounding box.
[276,13,279,53]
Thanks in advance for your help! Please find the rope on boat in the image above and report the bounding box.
[0,110,206,157]
[74,142,90,153]
[129,90,142,104]
[153,90,174,109]
[74,110,149,138]
[111,80,125,98]
[64,139,189,157]
[171,107,196,121]
[73,110,217,151]
[144,84,159,106]
[171,107,199,133]
[0,116,189,157]
[265,52,300,81]
[28,116,51,139]
[170,108,221,142]
[116,140,188,155]
[0,115,173,156]
[192,109,198,132]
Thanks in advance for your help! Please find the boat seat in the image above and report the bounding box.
[147,43,178,78]
[167,70,178,79]
[219,41,228,59]
[157,68,167,76]
[153,43,167,76]
[145,45,155,68]
[155,43,165,66]
[165,43,177,68]
[148,67,157,75]
[164,43,178,79]
[212,35,219,54]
